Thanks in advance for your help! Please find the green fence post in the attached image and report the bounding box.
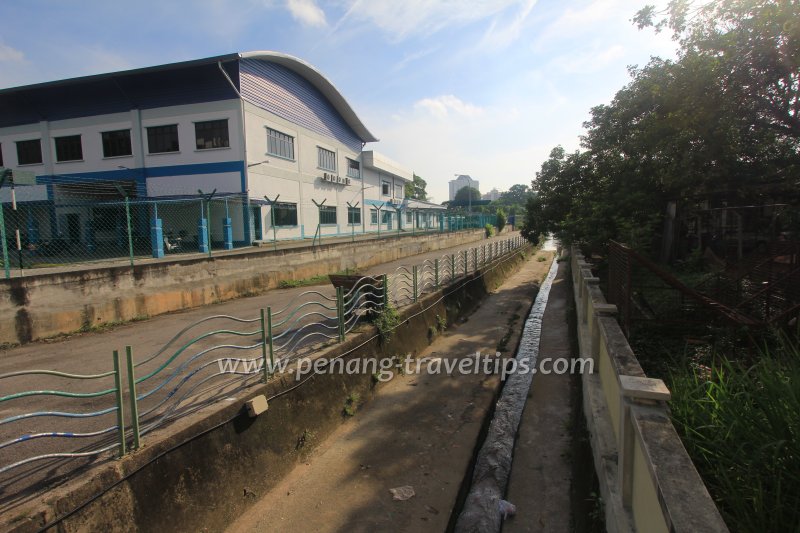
[412,265,418,302]
[463,249,468,276]
[260,308,269,381]
[124,197,134,267]
[112,350,126,457]
[206,200,213,258]
[434,258,439,290]
[451,254,456,279]
[0,204,9,279]
[382,274,388,308]
[473,247,478,271]
[336,286,345,342]
[125,346,141,450]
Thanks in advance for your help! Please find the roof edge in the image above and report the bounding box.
[239,51,378,143]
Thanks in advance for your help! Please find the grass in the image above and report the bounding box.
[634,328,800,533]
[343,392,361,416]
[374,304,400,344]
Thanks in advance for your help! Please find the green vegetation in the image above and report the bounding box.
[495,208,506,233]
[343,392,361,417]
[484,224,495,238]
[374,304,400,344]
[667,334,800,532]
[404,173,428,201]
[522,0,800,250]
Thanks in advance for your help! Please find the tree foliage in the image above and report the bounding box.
[405,174,428,201]
[454,186,481,203]
[523,0,800,251]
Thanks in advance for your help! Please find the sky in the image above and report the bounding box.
[0,0,678,203]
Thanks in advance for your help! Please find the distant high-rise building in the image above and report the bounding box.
[449,174,480,201]
[482,188,502,201]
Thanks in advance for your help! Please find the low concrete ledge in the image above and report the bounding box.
[0,229,490,346]
[570,246,728,533]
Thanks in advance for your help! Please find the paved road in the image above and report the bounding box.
[0,230,522,511]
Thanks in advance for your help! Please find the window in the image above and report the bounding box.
[195,119,229,150]
[347,206,361,225]
[147,125,179,154]
[382,211,391,224]
[16,139,42,165]
[319,205,337,225]
[317,147,336,172]
[346,158,360,179]
[406,212,413,224]
[273,203,298,226]
[381,181,390,196]
[370,209,378,225]
[102,129,132,158]
[267,128,294,160]
[395,184,403,199]
[54,135,83,162]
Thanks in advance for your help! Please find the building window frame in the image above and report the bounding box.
[194,119,230,150]
[146,124,180,154]
[266,127,295,161]
[101,129,133,158]
[16,139,43,166]
[370,209,378,225]
[394,183,403,199]
[54,135,84,162]
[317,147,336,172]
[319,205,337,225]
[381,180,390,196]
[273,202,298,227]
[347,206,361,225]
[346,158,360,179]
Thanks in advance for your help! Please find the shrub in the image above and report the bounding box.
[496,208,507,233]
[485,224,495,238]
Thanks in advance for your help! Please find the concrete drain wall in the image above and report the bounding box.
[5,246,533,533]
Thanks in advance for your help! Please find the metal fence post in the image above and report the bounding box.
[463,249,468,276]
[260,308,269,381]
[382,274,388,308]
[0,203,9,279]
[125,346,141,450]
[112,350,126,457]
[412,265,418,302]
[124,196,134,267]
[434,258,439,290]
[336,286,345,342]
[473,247,478,271]
[451,254,456,279]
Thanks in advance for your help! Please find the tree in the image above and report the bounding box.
[523,0,800,252]
[496,208,507,233]
[405,174,428,201]
[454,186,481,203]
[499,184,531,206]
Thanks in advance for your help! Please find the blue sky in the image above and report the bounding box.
[0,0,676,202]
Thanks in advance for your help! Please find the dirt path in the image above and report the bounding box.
[225,251,555,533]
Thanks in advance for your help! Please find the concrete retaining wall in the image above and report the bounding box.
[3,246,531,533]
[0,230,487,346]
[570,247,728,533]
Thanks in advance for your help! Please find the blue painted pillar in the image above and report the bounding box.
[198,218,209,253]
[151,218,164,258]
[222,217,233,250]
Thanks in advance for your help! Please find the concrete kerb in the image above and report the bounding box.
[570,246,728,533]
[2,243,534,533]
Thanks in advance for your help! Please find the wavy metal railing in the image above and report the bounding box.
[0,236,527,482]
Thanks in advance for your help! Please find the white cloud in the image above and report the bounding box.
[333,0,532,42]
[414,95,484,119]
[478,0,538,50]
[0,43,24,63]
[286,0,327,27]
[553,43,626,74]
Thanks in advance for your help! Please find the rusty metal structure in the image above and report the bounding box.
[608,240,800,337]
